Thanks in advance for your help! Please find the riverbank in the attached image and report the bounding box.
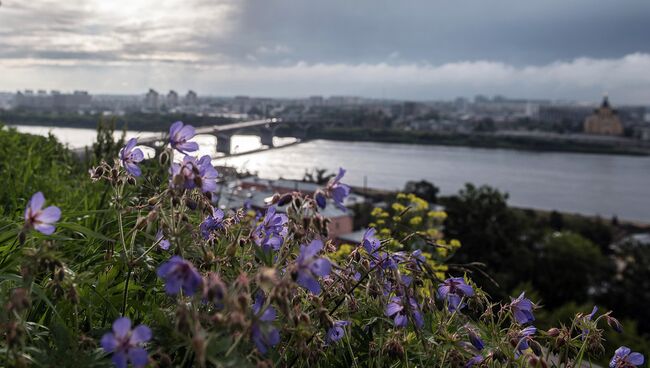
[282,127,650,156]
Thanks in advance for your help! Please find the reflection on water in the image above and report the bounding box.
[8,125,650,221]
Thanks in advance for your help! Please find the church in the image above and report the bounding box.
[583,96,624,135]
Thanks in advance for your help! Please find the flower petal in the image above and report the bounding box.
[128,347,149,368]
[628,352,644,365]
[112,352,128,368]
[112,317,131,339]
[100,333,118,353]
[34,223,56,235]
[130,325,152,344]
[310,258,331,277]
[29,192,45,213]
[38,206,61,223]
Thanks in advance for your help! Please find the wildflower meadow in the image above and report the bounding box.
[0,121,645,367]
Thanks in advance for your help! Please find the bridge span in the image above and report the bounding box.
[73,118,310,158]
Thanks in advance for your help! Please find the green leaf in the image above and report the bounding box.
[57,222,115,243]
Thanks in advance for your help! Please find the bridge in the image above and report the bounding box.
[73,117,315,158]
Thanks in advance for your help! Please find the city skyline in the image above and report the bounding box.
[2,1,650,103]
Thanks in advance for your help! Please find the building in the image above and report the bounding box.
[185,90,198,106]
[144,89,159,111]
[584,97,624,136]
[166,90,179,108]
[13,90,91,111]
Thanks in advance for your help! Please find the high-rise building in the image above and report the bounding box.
[144,89,159,111]
[166,90,179,108]
[185,90,198,106]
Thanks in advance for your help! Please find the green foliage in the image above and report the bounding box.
[0,124,101,217]
[441,184,536,297]
[533,232,611,308]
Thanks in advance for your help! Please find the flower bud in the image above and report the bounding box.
[186,199,198,211]
[606,315,623,333]
[257,267,279,288]
[529,340,543,356]
[383,339,404,359]
[547,328,560,337]
[229,312,247,330]
[6,288,31,313]
[126,176,136,186]
[159,150,170,166]
[277,193,293,207]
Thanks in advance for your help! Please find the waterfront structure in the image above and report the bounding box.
[13,90,91,111]
[584,97,624,136]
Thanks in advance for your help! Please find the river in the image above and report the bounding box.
[9,125,650,222]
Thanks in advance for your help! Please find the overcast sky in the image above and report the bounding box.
[2,0,650,103]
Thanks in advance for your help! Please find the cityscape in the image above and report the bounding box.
[1,1,650,367]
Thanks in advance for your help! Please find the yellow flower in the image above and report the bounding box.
[427,211,447,219]
[409,216,423,226]
[392,203,406,213]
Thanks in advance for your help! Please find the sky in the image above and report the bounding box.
[1,0,650,103]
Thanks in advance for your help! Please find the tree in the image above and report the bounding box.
[441,184,536,298]
[533,231,611,308]
[403,180,439,203]
[607,241,650,333]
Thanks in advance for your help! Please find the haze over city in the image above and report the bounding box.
[2,0,650,102]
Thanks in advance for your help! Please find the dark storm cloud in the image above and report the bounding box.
[227,0,650,66]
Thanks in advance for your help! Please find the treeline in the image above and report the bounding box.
[0,110,235,132]
[277,126,650,156]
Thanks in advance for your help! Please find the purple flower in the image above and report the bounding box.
[362,228,381,254]
[465,355,484,368]
[156,256,203,296]
[119,138,144,177]
[314,191,327,209]
[610,346,644,368]
[155,229,170,251]
[200,207,225,240]
[437,277,474,312]
[606,315,624,334]
[252,206,288,252]
[169,121,199,154]
[251,292,280,354]
[385,296,424,329]
[101,317,151,368]
[326,320,350,344]
[170,155,218,193]
[325,168,350,211]
[293,239,331,295]
[196,155,219,193]
[466,325,484,351]
[581,305,598,339]
[203,272,227,309]
[24,192,61,235]
[510,292,535,325]
[515,326,537,357]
